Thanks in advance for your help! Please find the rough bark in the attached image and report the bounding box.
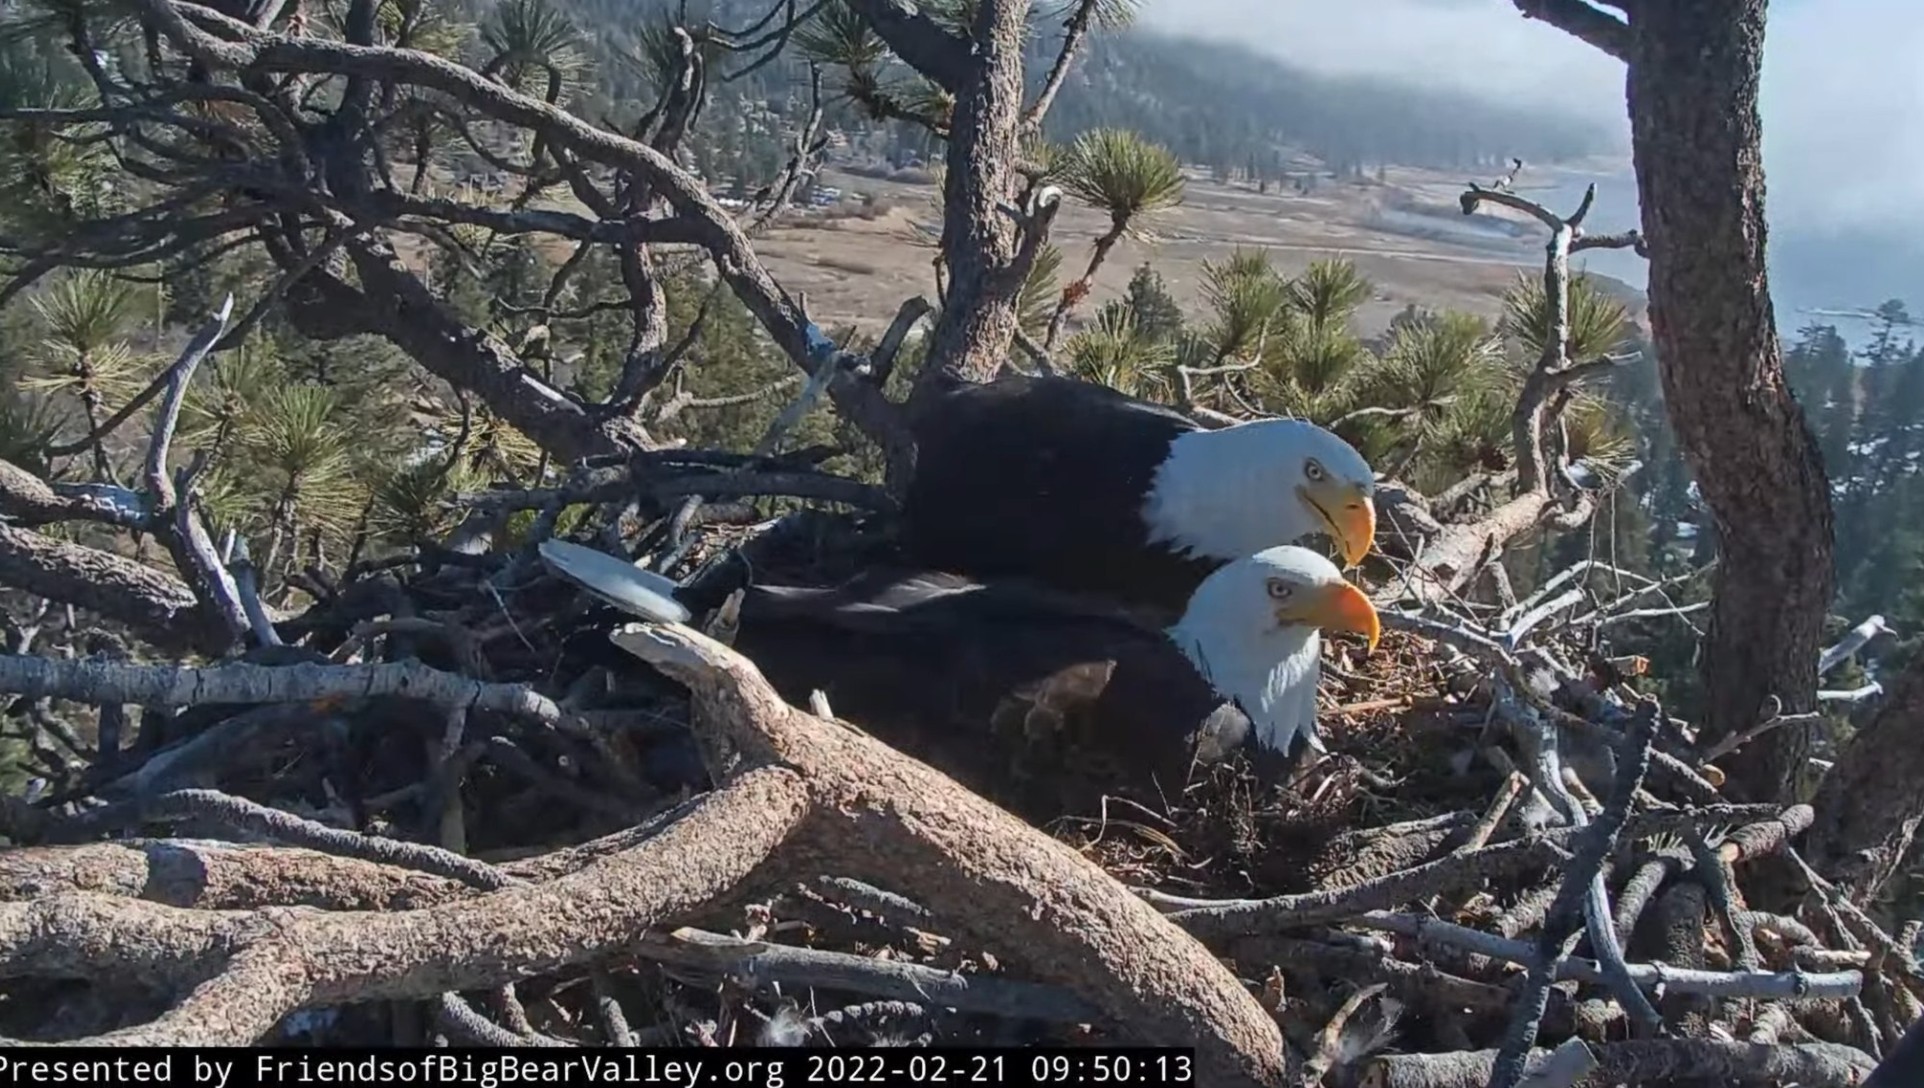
[1625,0,1835,801]
[619,623,1287,1088]
[0,841,476,911]
[0,767,811,1042]
[0,460,148,529]
[900,0,1033,408]
[1806,655,1924,904]
[0,523,225,654]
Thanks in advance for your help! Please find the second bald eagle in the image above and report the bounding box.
[544,539,1378,819]
[901,374,1378,612]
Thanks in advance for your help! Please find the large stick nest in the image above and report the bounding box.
[0,512,1911,1088]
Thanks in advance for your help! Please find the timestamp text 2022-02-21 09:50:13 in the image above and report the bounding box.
[0,1047,1200,1088]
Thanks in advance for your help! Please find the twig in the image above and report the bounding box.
[1302,982,1388,1086]
[1487,699,1659,1088]
[1355,912,1862,1000]
[1503,588,1584,649]
[816,876,935,928]
[749,320,858,460]
[1516,1038,1598,1088]
[1819,615,1893,677]
[435,991,571,1046]
[590,969,641,1047]
[1500,562,1597,631]
[1012,327,1059,377]
[60,788,514,890]
[1164,805,1780,941]
[1363,1039,1874,1088]
[635,927,1102,1023]
[1612,852,1686,947]
[1819,683,1884,705]
[1231,934,1515,1016]
[1698,704,1822,766]
[868,296,933,387]
[1462,766,1523,851]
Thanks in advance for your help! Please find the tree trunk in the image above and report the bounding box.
[1625,0,1835,802]
[1806,656,1924,904]
[910,0,1031,407]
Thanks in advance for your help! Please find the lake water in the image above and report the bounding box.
[1513,170,1920,346]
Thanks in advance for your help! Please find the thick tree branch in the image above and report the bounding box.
[1023,0,1098,130]
[840,0,973,93]
[130,0,913,468]
[1807,655,1924,904]
[614,621,1288,1088]
[0,652,577,730]
[0,524,224,653]
[0,461,149,530]
[0,767,810,1044]
[1511,0,1630,61]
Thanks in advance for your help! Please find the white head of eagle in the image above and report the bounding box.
[1140,418,1377,569]
[1166,544,1381,758]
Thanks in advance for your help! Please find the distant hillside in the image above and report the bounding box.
[538,0,1616,177]
[1040,29,1617,175]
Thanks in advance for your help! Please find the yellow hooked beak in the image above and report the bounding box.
[1297,580,1381,655]
[1297,480,1377,570]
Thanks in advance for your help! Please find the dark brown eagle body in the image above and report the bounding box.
[729,569,1250,821]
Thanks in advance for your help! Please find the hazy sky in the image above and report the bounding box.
[1140,0,1924,241]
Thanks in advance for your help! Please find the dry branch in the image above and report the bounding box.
[1487,700,1657,1088]
[1354,911,1861,1000]
[1509,1,1630,61]
[1162,805,1779,942]
[1363,1039,1875,1088]
[0,524,220,653]
[636,927,1101,1023]
[128,0,914,468]
[52,789,512,890]
[1,766,810,1044]
[0,654,573,729]
[0,840,476,911]
[613,621,1288,1088]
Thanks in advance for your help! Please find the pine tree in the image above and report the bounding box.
[1119,262,1184,344]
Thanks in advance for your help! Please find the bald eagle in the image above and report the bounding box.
[900,374,1378,614]
[545,540,1379,818]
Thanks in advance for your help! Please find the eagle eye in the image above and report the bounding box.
[1304,458,1326,482]
[1265,579,1293,601]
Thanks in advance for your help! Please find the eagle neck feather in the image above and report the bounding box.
[1164,620,1323,756]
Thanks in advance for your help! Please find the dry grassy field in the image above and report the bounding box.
[751,160,1647,341]
[429,155,1644,345]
